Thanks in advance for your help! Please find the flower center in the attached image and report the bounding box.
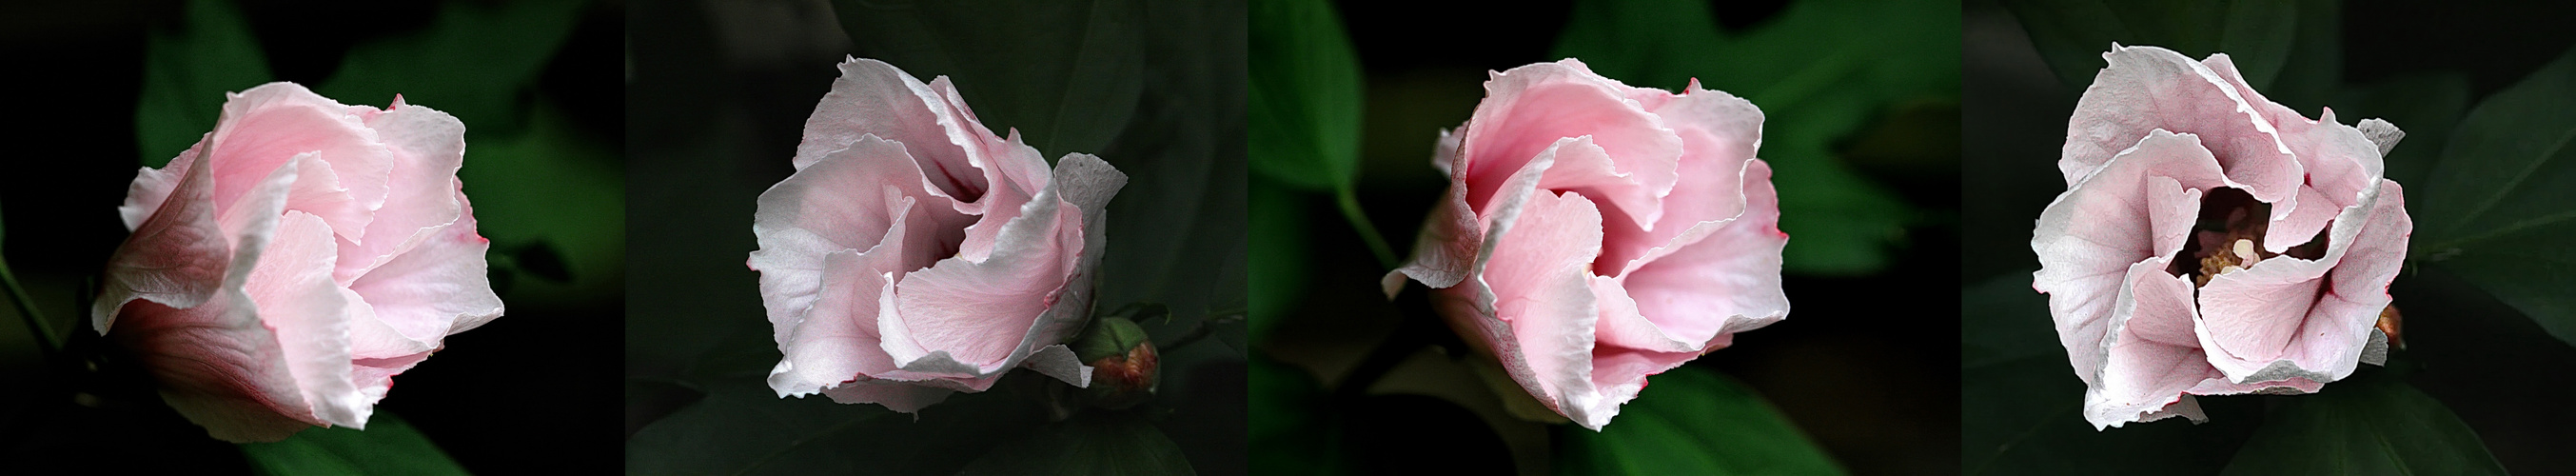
[2169,188,2327,287]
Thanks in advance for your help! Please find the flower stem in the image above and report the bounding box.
[1335,185,1399,270]
[0,254,60,359]
[1333,288,1450,402]
[1157,310,1244,352]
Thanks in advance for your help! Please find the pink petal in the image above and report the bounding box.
[1458,59,1681,229]
[344,188,501,360]
[1583,346,1698,429]
[1382,146,1482,295]
[2195,180,2409,385]
[1619,159,1791,349]
[887,154,1127,375]
[2083,260,2212,428]
[1477,189,1610,429]
[1589,275,1691,353]
[2034,130,2229,384]
[96,144,229,331]
[351,351,433,407]
[103,157,317,443]
[207,84,393,242]
[122,144,199,231]
[2063,46,2301,209]
[2264,109,2390,254]
[820,381,955,414]
[246,211,367,429]
[751,136,972,347]
[1598,81,1762,273]
[1020,344,1093,387]
[338,96,470,282]
[114,297,315,442]
[799,58,992,207]
[769,193,920,397]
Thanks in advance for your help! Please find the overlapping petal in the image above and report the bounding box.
[95,83,500,442]
[2035,45,2410,429]
[754,58,1127,413]
[1386,60,1785,430]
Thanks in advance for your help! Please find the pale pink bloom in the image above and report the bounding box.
[93,83,502,443]
[1383,59,1788,430]
[752,57,1127,412]
[2033,45,2410,429]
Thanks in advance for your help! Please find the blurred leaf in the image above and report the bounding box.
[1960,273,2257,475]
[1961,355,2259,475]
[136,0,272,167]
[507,240,576,283]
[2337,72,2473,189]
[1247,178,1308,343]
[239,413,468,476]
[957,412,1196,476]
[1249,355,1340,475]
[1999,0,2306,92]
[1556,0,1957,275]
[625,383,891,476]
[1094,0,1249,401]
[455,100,624,307]
[316,0,585,133]
[1960,273,2058,369]
[2265,0,2340,111]
[2218,372,2506,475]
[1246,0,1363,191]
[831,0,1145,156]
[1101,302,1173,326]
[1557,367,1842,475]
[2413,46,2576,347]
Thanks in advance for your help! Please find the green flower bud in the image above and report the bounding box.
[1072,315,1156,409]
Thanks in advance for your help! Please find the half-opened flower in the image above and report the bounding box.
[753,57,1128,412]
[1383,59,1789,430]
[94,83,502,442]
[2032,45,2410,428]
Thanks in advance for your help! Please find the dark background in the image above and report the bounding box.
[0,0,625,473]
[1251,0,1960,474]
[1964,0,2576,473]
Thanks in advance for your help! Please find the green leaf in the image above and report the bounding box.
[1960,273,2257,475]
[1556,367,1842,475]
[238,413,468,476]
[831,0,1146,156]
[136,0,272,168]
[1090,0,1249,398]
[957,412,1196,476]
[624,383,891,476]
[1555,0,1957,275]
[2413,46,2576,347]
[453,100,625,307]
[1245,0,1363,191]
[1959,273,2059,370]
[1960,355,2255,475]
[2218,372,2507,475]
[1246,178,1308,343]
[315,0,585,134]
[2336,72,2472,189]
[1999,0,2305,92]
[1249,355,1341,475]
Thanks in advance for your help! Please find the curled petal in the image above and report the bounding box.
[1457,59,1681,229]
[2034,130,2229,384]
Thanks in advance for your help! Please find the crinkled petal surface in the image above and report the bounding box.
[1391,61,1784,429]
[755,58,1128,412]
[96,82,499,442]
[2038,45,2412,429]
